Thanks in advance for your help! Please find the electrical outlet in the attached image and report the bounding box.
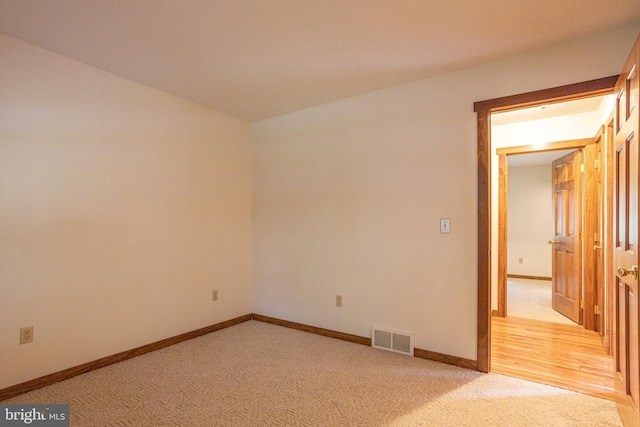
[519,257,523,264]
[20,326,33,345]
[212,290,219,301]
[336,295,343,307]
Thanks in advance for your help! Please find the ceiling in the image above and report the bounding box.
[1,1,639,122]
[491,96,611,126]
[508,149,576,168]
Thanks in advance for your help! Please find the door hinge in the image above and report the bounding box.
[594,158,600,169]
[594,305,601,315]
[581,163,584,173]
[580,300,584,309]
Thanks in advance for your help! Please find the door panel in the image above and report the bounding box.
[614,34,640,426]
[616,131,639,410]
[551,150,583,324]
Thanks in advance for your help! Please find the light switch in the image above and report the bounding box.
[440,218,451,234]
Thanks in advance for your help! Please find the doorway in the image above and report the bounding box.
[495,141,594,322]
[500,147,582,325]
[473,76,618,373]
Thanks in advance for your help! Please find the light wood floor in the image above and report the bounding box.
[491,315,615,400]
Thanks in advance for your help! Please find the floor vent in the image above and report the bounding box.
[371,326,415,356]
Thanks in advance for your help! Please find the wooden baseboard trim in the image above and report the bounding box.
[413,348,478,371]
[0,314,252,401]
[251,313,478,371]
[251,314,372,346]
[507,274,551,281]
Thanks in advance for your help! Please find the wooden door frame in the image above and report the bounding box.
[474,76,618,372]
[604,116,615,353]
[495,139,591,320]
[584,126,607,334]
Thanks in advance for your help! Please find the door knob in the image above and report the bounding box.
[617,265,638,280]
[548,239,560,245]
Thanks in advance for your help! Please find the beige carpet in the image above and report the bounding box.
[3,320,621,426]
[507,278,578,325]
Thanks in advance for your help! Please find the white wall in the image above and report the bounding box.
[252,24,640,361]
[0,34,253,389]
[507,165,552,277]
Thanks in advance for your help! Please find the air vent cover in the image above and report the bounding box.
[371,326,414,356]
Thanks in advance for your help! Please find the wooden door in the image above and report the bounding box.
[614,34,640,426]
[551,150,583,324]
[584,127,605,333]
